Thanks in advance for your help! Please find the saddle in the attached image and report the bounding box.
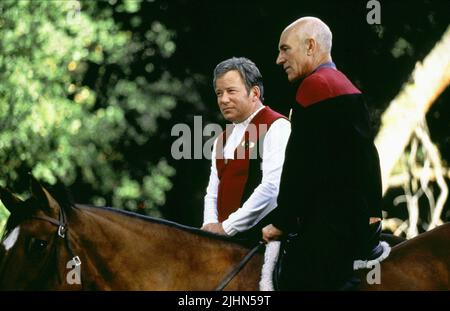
[271,221,386,290]
[366,221,385,260]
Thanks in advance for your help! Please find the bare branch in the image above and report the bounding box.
[414,121,448,230]
[375,26,450,194]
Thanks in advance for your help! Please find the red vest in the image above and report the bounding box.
[215,106,287,222]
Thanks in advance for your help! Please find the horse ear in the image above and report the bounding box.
[30,175,60,214]
[0,187,23,214]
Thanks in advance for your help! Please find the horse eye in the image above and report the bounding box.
[28,238,48,255]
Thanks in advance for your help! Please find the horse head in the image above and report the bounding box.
[0,176,78,290]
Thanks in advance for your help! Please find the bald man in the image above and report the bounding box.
[263,17,383,290]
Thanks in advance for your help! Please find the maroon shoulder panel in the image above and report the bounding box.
[296,67,361,107]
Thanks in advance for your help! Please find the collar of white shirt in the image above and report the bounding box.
[233,105,265,129]
[222,106,266,159]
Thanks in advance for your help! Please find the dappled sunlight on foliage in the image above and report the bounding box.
[0,0,197,226]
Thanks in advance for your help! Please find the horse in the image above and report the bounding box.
[0,179,263,290]
[358,222,450,290]
[0,179,449,290]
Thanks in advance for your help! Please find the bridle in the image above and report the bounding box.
[30,206,81,269]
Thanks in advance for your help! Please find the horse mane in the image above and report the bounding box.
[1,184,252,248]
[50,185,216,240]
[82,205,246,245]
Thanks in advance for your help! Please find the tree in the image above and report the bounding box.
[375,26,450,194]
[375,26,450,237]
[0,0,198,230]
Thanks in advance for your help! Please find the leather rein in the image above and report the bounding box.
[214,241,265,291]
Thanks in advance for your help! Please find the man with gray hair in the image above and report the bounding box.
[201,57,291,242]
[263,17,383,290]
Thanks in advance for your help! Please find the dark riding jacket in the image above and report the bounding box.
[271,63,383,290]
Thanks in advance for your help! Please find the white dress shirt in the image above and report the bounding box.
[203,106,291,236]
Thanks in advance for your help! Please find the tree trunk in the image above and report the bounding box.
[375,26,450,195]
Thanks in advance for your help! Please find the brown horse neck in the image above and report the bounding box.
[64,205,261,290]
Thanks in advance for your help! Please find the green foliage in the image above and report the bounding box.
[0,0,192,226]
[0,206,9,236]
